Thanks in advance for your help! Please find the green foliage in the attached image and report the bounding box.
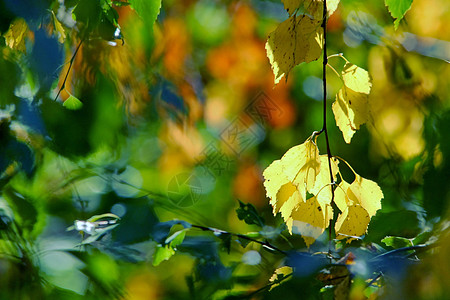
[385,0,414,29]
[63,93,83,110]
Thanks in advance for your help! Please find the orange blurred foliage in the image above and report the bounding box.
[233,163,265,207]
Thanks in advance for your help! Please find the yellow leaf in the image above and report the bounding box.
[263,160,290,213]
[290,196,332,246]
[3,18,28,53]
[332,87,369,143]
[334,180,351,213]
[266,15,323,84]
[282,0,340,18]
[346,175,383,218]
[269,266,293,291]
[335,205,370,241]
[342,63,372,94]
[51,11,66,44]
[281,138,321,197]
[277,183,302,222]
[310,155,339,207]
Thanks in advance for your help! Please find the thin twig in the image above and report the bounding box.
[54,39,83,101]
[319,0,337,246]
[191,224,287,255]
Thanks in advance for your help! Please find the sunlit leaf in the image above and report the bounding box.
[63,93,83,110]
[263,160,291,214]
[346,174,383,218]
[166,230,186,249]
[385,0,413,29]
[152,245,175,266]
[282,0,340,18]
[51,11,66,43]
[335,205,370,241]
[281,138,321,196]
[333,180,351,213]
[381,236,412,248]
[290,196,332,246]
[341,63,372,94]
[332,87,369,143]
[3,18,28,53]
[266,15,323,84]
[310,155,339,207]
[129,0,162,26]
[269,266,293,291]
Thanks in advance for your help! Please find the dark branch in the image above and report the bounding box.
[191,224,286,255]
[54,39,83,101]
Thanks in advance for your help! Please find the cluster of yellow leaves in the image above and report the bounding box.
[332,63,372,143]
[266,0,341,84]
[263,137,382,246]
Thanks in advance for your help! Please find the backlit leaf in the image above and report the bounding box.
[269,266,293,291]
[381,236,412,248]
[129,0,162,26]
[310,155,339,207]
[385,0,413,29]
[346,174,383,218]
[335,205,370,241]
[3,18,28,53]
[266,15,323,84]
[282,0,340,18]
[153,245,175,266]
[290,196,332,246]
[51,11,66,43]
[332,87,369,143]
[281,137,321,196]
[342,63,372,94]
[63,93,83,110]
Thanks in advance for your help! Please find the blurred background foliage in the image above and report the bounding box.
[0,0,449,299]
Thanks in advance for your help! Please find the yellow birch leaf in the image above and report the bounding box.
[282,0,340,18]
[263,160,290,213]
[310,155,339,207]
[266,15,323,84]
[269,266,293,291]
[342,63,372,94]
[3,18,28,53]
[335,205,370,241]
[334,180,351,213]
[51,11,66,44]
[278,183,303,222]
[332,87,369,143]
[346,175,383,218]
[291,196,331,246]
[281,137,321,197]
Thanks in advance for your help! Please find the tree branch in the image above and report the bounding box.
[54,39,83,101]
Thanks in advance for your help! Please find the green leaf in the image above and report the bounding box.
[236,200,265,227]
[63,94,83,110]
[412,231,433,245]
[385,0,413,29]
[87,213,121,223]
[165,230,186,248]
[129,0,161,25]
[381,236,412,248]
[153,245,175,266]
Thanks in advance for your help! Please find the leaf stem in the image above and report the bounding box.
[327,53,349,63]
